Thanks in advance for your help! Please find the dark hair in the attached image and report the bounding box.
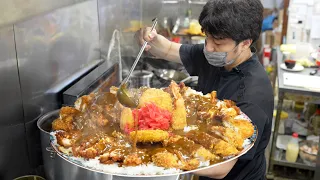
[199,0,263,44]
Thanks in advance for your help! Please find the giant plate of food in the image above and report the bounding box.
[50,81,257,177]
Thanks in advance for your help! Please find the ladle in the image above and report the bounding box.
[117,18,158,108]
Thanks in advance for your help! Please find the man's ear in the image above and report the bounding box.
[241,39,253,50]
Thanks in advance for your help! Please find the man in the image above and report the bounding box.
[136,0,274,179]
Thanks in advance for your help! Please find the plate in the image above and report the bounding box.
[280,63,304,72]
[49,112,258,178]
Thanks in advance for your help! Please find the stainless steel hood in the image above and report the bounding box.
[0,0,88,28]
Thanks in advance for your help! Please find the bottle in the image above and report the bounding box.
[316,45,320,66]
[183,8,192,29]
[159,17,170,39]
[285,132,299,163]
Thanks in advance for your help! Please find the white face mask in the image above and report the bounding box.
[203,43,240,67]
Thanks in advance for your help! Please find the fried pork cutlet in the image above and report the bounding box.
[152,150,180,168]
[72,133,114,159]
[165,135,218,161]
[210,126,244,150]
[162,135,183,146]
[181,158,201,171]
[129,130,169,143]
[185,130,220,150]
[210,91,217,103]
[59,106,81,118]
[213,140,240,158]
[220,107,239,118]
[168,81,187,130]
[139,88,173,112]
[52,107,81,131]
[123,152,144,166]
[99,147,130,164]
[52,117,73,132]
[186,130,239,158]
[55,131,82,148]
[100,147,147,166]
[222,118,255,139]
[74,94,94,112]
[151,149,200,170]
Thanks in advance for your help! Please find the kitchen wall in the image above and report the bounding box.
[0,0,206,179]
[0,0,100,179]
[0,0,88,28]
[0,25,29,180]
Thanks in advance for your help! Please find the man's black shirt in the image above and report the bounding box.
[180,44,274,180]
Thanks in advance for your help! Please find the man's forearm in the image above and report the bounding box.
[148,34,182,64]
[194,159,238,179]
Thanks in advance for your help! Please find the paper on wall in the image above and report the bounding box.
[310,15,320,39]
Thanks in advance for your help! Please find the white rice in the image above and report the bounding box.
[66,151,210,175]
[243,139,251,148]
[70,156,182,175]
[199,160,210,167]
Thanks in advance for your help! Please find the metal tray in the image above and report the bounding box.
[49,112,258,178]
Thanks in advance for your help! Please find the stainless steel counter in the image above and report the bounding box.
[276,51,320,97]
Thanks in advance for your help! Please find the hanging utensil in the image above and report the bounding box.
[117,18,158,108]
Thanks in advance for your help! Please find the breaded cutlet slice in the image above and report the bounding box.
[213,140,239,157]
[129,130,169,143]
[186,130,239,158]
[222,118,254,139]
[152,150,180,168]
[210,126,244,150]
[165,136,218,161]
[152,149,200,171]
[185,130,220,150]
[52,107,80,131]
[74,94,94,112]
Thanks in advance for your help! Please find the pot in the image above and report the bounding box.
[152,69,198,88]
[14,175,45,180]
[129,70,154,88]
[154,69,189,83]
[37,110,180,180]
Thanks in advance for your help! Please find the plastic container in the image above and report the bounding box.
[299,140,318,166]
[285,132,300,162]
[310,106,320,135]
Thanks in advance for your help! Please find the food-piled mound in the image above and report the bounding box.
[51,81,254,172]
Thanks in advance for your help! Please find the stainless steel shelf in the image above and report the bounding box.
[268,48,320,180]
[272,158,316,171]
[272,149,316,171]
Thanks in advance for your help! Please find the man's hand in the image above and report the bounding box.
[194,158,237,179]
[134,27,182,63]
[135,27,157,52]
